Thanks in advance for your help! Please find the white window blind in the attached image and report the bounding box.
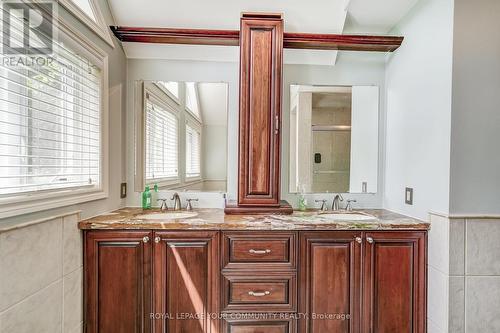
[145,95,178,181]
[185,82,200,118]
[185,124,201,178]
[0,12,102,197]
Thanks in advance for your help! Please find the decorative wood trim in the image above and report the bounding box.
[110,26,240,46]
[110,26,403,52]
[284,32,403,52]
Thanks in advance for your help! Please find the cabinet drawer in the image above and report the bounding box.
[222,272,296,312]
[222,232,296,270]
[224,319,295,333]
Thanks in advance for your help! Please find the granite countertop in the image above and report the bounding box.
[78,208,430,231]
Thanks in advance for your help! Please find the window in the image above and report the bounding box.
[59,0,115,47]
[0,19,103,200]
[185,82,200,118]
[145,94,178,183]
[155,81,179,101]
[185,123,201,178]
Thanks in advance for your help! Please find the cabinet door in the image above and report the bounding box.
[84,231,152,333]
[299,231,362,333]
[238,13,283,206]
[153,231,220,333]
[362,231,426,333]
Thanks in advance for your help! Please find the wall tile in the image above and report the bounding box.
[466,276,500,333]
[63,214,82,274]
[428,214,450,274]
[466,219,500,275]
[449,219,465,275]
[449,276,465,333]
[428,265,449,332]
[63,268,83,332]
[0,218,62,311]
[0,280,62,333]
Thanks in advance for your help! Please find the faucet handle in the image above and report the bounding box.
[315,199,328,211]
[157,198,168,211]
[346,199,357,211]
[186,198,199,211]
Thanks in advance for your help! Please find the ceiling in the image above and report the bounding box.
[108,0,419,65]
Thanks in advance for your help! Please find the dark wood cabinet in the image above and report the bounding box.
[299,232,362,333]
[362,232,426,333]
[84,231,152,333]
[299,231,426,333]
[84,229,426,333]
[237,13,283,207]
[153,231,220,333]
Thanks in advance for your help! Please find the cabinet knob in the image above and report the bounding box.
[248,291,271,297]
[249,249,271,255]
[355,237,362,244]
[366,237,374,244]
[154,236,161,243]
[143,236,150,243]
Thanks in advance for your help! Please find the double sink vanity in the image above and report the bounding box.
[86,11,430,333]
[79,207,428,333]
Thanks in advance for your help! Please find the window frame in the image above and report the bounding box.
[0,11,109,219]
[154,81,180,104]
[143,83,180,187]
[59,0,115,48]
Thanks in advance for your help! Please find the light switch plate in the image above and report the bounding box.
[405,187,413,205]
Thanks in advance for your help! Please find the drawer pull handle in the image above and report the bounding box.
[249,249,271,254]
[248,291,271,297]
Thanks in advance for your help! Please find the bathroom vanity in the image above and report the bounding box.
[79,209,428,333]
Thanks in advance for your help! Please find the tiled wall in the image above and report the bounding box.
[0,212,82,333]
[429,213,500,333]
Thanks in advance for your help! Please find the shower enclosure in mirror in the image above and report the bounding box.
[289,85,379,194]
[135,81,228,192]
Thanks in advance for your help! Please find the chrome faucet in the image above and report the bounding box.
[171,193,182,211]
[332,194,343,211]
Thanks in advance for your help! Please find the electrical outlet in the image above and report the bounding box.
[120,183,127,198]
[405,187,413,205]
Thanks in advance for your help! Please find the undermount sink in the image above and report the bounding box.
[318,213,377,221]
[135,211,199,220]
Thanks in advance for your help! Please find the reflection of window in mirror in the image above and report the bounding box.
[186,122,201,179]
[185,82,200,119]
[135,81,229,193]
[156,81,179,101]
[144,85,179,185]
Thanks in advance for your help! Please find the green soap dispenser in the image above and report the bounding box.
[142,186,152,209]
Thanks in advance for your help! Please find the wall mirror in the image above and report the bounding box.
[135,80,228,192]
[289,84,379,194]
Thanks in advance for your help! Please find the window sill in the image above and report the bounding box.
[0,189,108,220]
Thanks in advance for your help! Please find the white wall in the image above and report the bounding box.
[384,0,455,220]
[449,0,500,215]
